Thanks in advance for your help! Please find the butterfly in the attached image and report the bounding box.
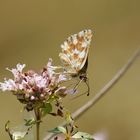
[59,29,93,95]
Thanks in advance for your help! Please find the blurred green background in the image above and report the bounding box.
[0,0,140,140]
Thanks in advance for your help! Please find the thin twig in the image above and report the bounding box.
[45,48,140,140]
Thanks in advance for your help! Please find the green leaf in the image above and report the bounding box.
[72,132,94,140]
[24,118,36,126]
[48,126,66,134]
[41,103,52,117]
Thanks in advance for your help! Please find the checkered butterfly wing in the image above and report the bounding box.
[59,29,92,75]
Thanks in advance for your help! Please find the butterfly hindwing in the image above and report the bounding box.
[59,29,92,74]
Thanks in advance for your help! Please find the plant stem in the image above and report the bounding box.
[34,108,41,140]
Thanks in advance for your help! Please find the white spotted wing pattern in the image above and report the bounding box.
[59,29,92,77]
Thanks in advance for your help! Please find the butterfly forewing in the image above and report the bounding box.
[59,29,92,74]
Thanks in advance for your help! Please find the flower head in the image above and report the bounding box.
[0,59,68,111]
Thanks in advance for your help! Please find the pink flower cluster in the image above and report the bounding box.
[0,59,68,110]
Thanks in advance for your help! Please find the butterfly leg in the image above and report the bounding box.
[71,78,90,100]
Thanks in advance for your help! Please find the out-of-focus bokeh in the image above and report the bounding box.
[0,0,140,140]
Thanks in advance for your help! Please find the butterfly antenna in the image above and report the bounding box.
[71,78,90,100]
[72,77,90,95]
[72,79,83,94]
